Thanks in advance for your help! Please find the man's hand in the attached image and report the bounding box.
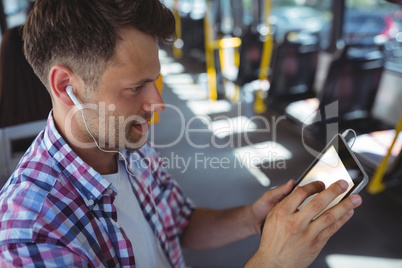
[250,180,295,234]
[181,180,295,250]
[246,180,362,268]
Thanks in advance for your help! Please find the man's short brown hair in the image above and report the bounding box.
[23,0,175,91]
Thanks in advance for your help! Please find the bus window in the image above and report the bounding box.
[2,0,30,29]
[344,0,399,46]
[270,0,332,49]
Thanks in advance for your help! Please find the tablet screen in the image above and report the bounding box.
[295,135,367,218]
[298,146,354,214]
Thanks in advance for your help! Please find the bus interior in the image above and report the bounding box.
[0,0,401,267]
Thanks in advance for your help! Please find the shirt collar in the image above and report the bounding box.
[43,112,112,208]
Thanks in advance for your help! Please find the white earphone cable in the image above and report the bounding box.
[342,128,357,149]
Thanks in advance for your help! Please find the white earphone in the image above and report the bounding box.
[66,85,83,110]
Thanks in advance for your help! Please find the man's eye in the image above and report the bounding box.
[131,85,144,92]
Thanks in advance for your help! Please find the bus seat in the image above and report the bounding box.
[235,29,319,115]
[267,31,319,103]
[285,44,385,135]
[235,27,263,86]
[0,26,52,129]
[0,120,46,186]
[348,63,402,190]
[371,62,402,127]
[318,45,384,122]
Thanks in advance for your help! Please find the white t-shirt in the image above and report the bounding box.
[103,161,171,268]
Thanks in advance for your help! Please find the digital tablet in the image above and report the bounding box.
[294,134,368,218]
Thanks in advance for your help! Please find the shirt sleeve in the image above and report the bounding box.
[0,243,91,267]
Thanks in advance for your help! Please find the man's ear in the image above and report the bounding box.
[49,65,80,107]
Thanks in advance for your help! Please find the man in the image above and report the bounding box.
[0,0,362,267]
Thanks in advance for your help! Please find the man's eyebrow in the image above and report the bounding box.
[133,74,161,85]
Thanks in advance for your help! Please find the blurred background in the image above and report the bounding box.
[0,0,402,267]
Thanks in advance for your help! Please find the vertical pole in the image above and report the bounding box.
[204,0,218,101]
[327,0,345,54]
[254,0,273,114]
[173,0,183,58]
[232,45,241,102]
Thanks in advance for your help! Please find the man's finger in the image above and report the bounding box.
[310,194,362,240]
[281,181,326,214]
[263,180,295,204]
[300,180,349,222]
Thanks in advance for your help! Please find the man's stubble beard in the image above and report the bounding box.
[82,108,151,151]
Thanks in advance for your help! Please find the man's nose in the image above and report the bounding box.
[142,82,165,113]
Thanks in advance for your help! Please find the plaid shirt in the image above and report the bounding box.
[0,113,194,267]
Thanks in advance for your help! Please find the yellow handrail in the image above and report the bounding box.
[218,36,242,102]
[254,0,273,114]
[172,0,182,59]
[212,37,242,50]
[368,113,402,194]
[218,37,242,75]
[204,0,217,101]
[204,1,243,102]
